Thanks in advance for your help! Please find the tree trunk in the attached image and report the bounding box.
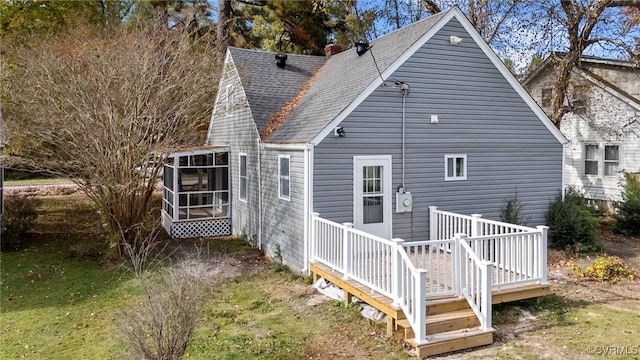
[217,0,232,50]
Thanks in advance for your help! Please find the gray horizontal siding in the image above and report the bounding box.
[207,57,260,242]
[260,149,306,272]
[313,17,563,241]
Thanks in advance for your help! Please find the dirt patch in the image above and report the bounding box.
[5,184,82,196]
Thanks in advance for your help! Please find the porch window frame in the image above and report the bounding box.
[239,153,248,202]
[278,154,291,201]
[444,154,467,181]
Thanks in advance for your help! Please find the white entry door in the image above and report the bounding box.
[353,156,392,239]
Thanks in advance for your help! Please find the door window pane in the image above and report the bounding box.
[362,166,383,224]
[363,196,383,224]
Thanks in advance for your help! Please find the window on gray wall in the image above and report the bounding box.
[278,155,290,201]
[444,154,467,181]
[239,153,247,202]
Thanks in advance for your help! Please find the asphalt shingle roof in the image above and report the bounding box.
[228,48,326,136]
[229,9,450,143]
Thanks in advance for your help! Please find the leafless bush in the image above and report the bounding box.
[1,195,41,251]
[118,230,232,360]
[2,22,222,256]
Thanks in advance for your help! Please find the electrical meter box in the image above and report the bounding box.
[396,191,413,213]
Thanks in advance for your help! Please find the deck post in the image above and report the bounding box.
[311,213,320,263]
[470,214,482,258]
[480,261,493,331]
[391,238,404,307]
[413,269,428,345]
[428,206,438,241]
[342,223,354,279]
[455,234,467,297]
[537,225,549,284]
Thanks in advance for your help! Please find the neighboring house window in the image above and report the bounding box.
[584,144,620,177]
[572,85,588,115]
[444,154,467,181]
[239,153,247,202]
[541,88,552,107]
[225,85,234,115]
[604,145,619,176]
[584,144,599,175]
[278,155,290,200]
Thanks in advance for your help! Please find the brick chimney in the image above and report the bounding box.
[324,44,343,57]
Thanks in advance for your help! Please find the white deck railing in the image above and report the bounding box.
[457,234,492,331]
[311,208,548,346]
[311,213,427,345]
[429,206,548,285]
[403,239,457,297]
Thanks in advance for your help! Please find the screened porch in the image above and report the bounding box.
[161,148,231,238]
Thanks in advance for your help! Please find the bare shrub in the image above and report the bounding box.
[2,22,222,256]
[118,231,232,360]
[1,195,41,251]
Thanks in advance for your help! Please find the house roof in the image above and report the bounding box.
[522,52,640,110]
[226,7,564,145]
[228,47,326,137]
[266,10,449,143]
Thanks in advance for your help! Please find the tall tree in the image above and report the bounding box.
[1,23,222,255]
[543,0,640,126]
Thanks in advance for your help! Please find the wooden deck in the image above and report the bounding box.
[311,261,550,357]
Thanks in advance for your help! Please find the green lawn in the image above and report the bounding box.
[2,194,638,359]
[1,195,407,360]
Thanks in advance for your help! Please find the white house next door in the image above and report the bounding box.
[353,155,392,239]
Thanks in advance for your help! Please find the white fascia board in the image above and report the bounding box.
[261,143,310,151]
[450,9,567,145]
[310,9,458,145]
[574,69,640,111]
[168,147,229,157]
[206,50,233,145]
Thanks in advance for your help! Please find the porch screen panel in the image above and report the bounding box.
[362,166,383,224]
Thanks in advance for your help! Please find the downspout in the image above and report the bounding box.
[561,142,567,199]
[401,87,407,190]
[257,137,262,249]
[302,144,310,273]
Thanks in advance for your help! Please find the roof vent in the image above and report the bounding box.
[355,39,370,56]
[275,53,288,68]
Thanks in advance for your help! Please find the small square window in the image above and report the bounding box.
[444,154,467,181]
[278,155,290,201]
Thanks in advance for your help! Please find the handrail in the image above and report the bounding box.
[456,234,493,331]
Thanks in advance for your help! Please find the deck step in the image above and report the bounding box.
[427,296,470,315]
[407,328,494,358]
[397,308,480,338]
